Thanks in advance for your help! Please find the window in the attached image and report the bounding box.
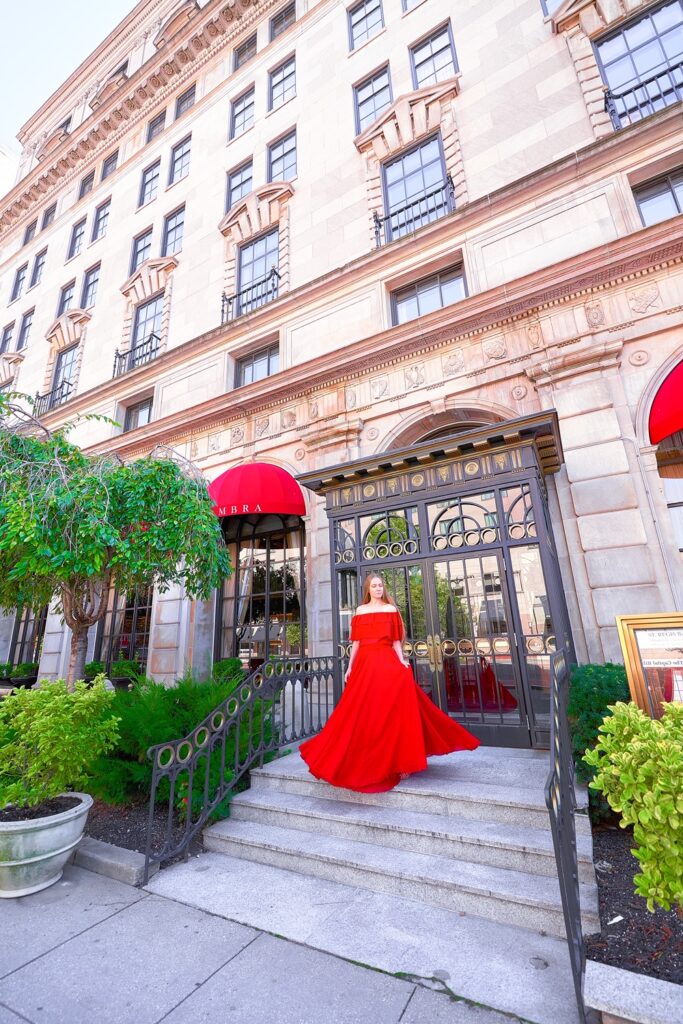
[175,84,196,118]
[9,606,47,669]
[29,249,47,288]
[23,220,37,246]
[392,266,466,325]
[598,1,683,129]
[237,229,279,315]
[268,129,297,181]
[234,33,257,70]
[42,203,57,230]
[410,23,458,88]
[51,345,78,405]
[139,160,161,206]
[16,309,34,350]
[230,87,255,138]
[102,150,119,180]
[10,264,28,302]
[269,56,296,110]
[111,60,129,78]
[81,264,101,309]
[236,344,279,387]
[354,65,392,133]
[79,170,95,199]
[131,295,163,364]
[402,0,421,10]
[58,116,72,134]
[123,397,153,432]
[147,110,166,144]
[130,228,153,274]
[270,3,296,40]
[95,586,152,671]
[348,0,384,50]
[635,169,683,224]
[57,281,75,316]
[0,323,13,354]
[382,135,452,241]
[169,135,191,184]
[227,160,253,210]
[540,0,564,13]
[92,199,111,241]
[68,218,86,259]
[162,206,185,256]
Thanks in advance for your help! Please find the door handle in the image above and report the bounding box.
[426,634,436,672]
[433,633,444,670]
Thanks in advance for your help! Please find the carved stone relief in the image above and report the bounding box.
[629,350,650,366]
[371,377,388,400]
[483,337,507,361]
[208,432,222,453]
[230,426,244,446]
[628,284,660,315]
[442,349,464,377]
[584,300,605,328]
[526,321,542,350]
[308,399,319,419]
[255,417,269,438]
[404,364,425,390]
[281,409,296,430]
[345,388,357,410]
[511,384,528,400]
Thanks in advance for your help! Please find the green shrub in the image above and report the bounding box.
[584,701,683,912]
[110,658,141,679]
[0,678,120,808]
[0,663,11,679]
[9,661,39,679]
[567,663,630,784]
[84,660,105,677]
[213,657,243,682]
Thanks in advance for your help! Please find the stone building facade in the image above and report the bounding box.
[1,0,682,747]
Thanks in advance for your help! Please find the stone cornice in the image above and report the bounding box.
[45,308,92,350]
[553,0,650,34]
[0,0,273,236]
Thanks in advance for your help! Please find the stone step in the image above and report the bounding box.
[251,752,592,836]
[204,818,599,938]
[230,788,596,883]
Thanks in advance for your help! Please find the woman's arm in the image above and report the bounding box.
[392,640,409,668]
[345,640,360,680]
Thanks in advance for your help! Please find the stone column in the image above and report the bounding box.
[148,582,189,685]
[0,611,14,663]
[38,602,70,681]
[528,336,674,664]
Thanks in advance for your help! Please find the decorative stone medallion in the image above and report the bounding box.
[629,350,650,366]
[628,284,660,315]
[511,384,527,400]
[442,349,464,377]
[584,300,605,328]
[367,427,380,440]
[294,447,305,461]
[483,337,507,361]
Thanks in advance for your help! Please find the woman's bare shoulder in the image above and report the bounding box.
[354,605,398,615]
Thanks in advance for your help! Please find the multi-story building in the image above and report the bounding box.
[0,0,682,748]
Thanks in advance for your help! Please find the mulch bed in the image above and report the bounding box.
[0,795,81,822]
[586,823,683,985]
[85,799,203,861]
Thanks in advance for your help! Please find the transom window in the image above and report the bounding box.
[231,87,255,138]
[236,344,279,387]
[269,56,296,110]
[92,199,111,241]
[410,23,458,89]
[132,295,163,358]
[0,324,13,353]
[11,264,28,302]
[123,397,153,432]
[227,160,253,210]
[29,249,47,288]
[268,129,297,181]
[237,229,279,316]
[381,134,452,241]
[598,1,683,129]
[102,150,119,180]
[79,171,95,199]
[17,309,34,350]
[634,168,683,225]
[234,33,257,70]
[348,0,384,50]
[23,220,37,246]
[354,64,392,133]
[57,281,75,317]
[147,110,166,144]
[175,84,196,119]
[139,160,161,206]
[271,2,296,40]
[162,206,185,256]
[42,203,57,230]
[131,228,153,274]
[81,264,101,309]
[392,266,466,325]
[68,218,86,259]
[169,135,191,184]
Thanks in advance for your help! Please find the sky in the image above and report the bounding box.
[0,0,138,153]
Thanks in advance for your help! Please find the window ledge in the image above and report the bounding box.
[401,0,429,16]
[229,123,256,145]
[348,26,387,59]
[88,235,105,249]
[266,93,297,119]
[165,174,188,193]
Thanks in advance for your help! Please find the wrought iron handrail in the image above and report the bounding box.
[605,59,683,130]
[112,332,160,378]
[374,175,455,247]
[143,655,336,883]
[34,378,73,416]
[221,267,280,324]
[545,650,599,1024]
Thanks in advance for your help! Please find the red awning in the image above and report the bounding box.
[649,361,683,444]
[209,462,306,517]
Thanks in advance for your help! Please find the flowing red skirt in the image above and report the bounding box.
[300,644,480,793]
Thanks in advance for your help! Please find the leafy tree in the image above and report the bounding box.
[0,394,231,687]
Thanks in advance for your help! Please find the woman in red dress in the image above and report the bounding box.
[300,575,480,793]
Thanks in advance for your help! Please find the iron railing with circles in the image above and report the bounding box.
[373,175,455,246]
[143,655,336,883]
[605,60,683,131]
[544,650,599,1024]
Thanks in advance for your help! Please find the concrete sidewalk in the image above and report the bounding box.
[1,865,525,1024]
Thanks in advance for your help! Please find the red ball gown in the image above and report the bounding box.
[300,609,480,793]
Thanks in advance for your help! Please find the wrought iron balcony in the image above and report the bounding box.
[374,175,455,247]
[221,268,280,324]
[605,60,683,130]
[34,379,73,416]
[112,332,160,378]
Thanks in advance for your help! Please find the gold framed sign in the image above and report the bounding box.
[616,613,683,718]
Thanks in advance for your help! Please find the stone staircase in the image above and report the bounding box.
[203,745,599,940]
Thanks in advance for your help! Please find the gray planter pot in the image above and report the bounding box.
[0,793,93,899]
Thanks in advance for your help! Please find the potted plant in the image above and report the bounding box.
[0,663,11,686]
[109,657,142,691]
[0,677,119,898]
[9,662,39,689]
[83,659,104,682]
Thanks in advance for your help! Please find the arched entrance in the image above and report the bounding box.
[648,357,683,569]
[210,463,307,670]
[299,412,572,748]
